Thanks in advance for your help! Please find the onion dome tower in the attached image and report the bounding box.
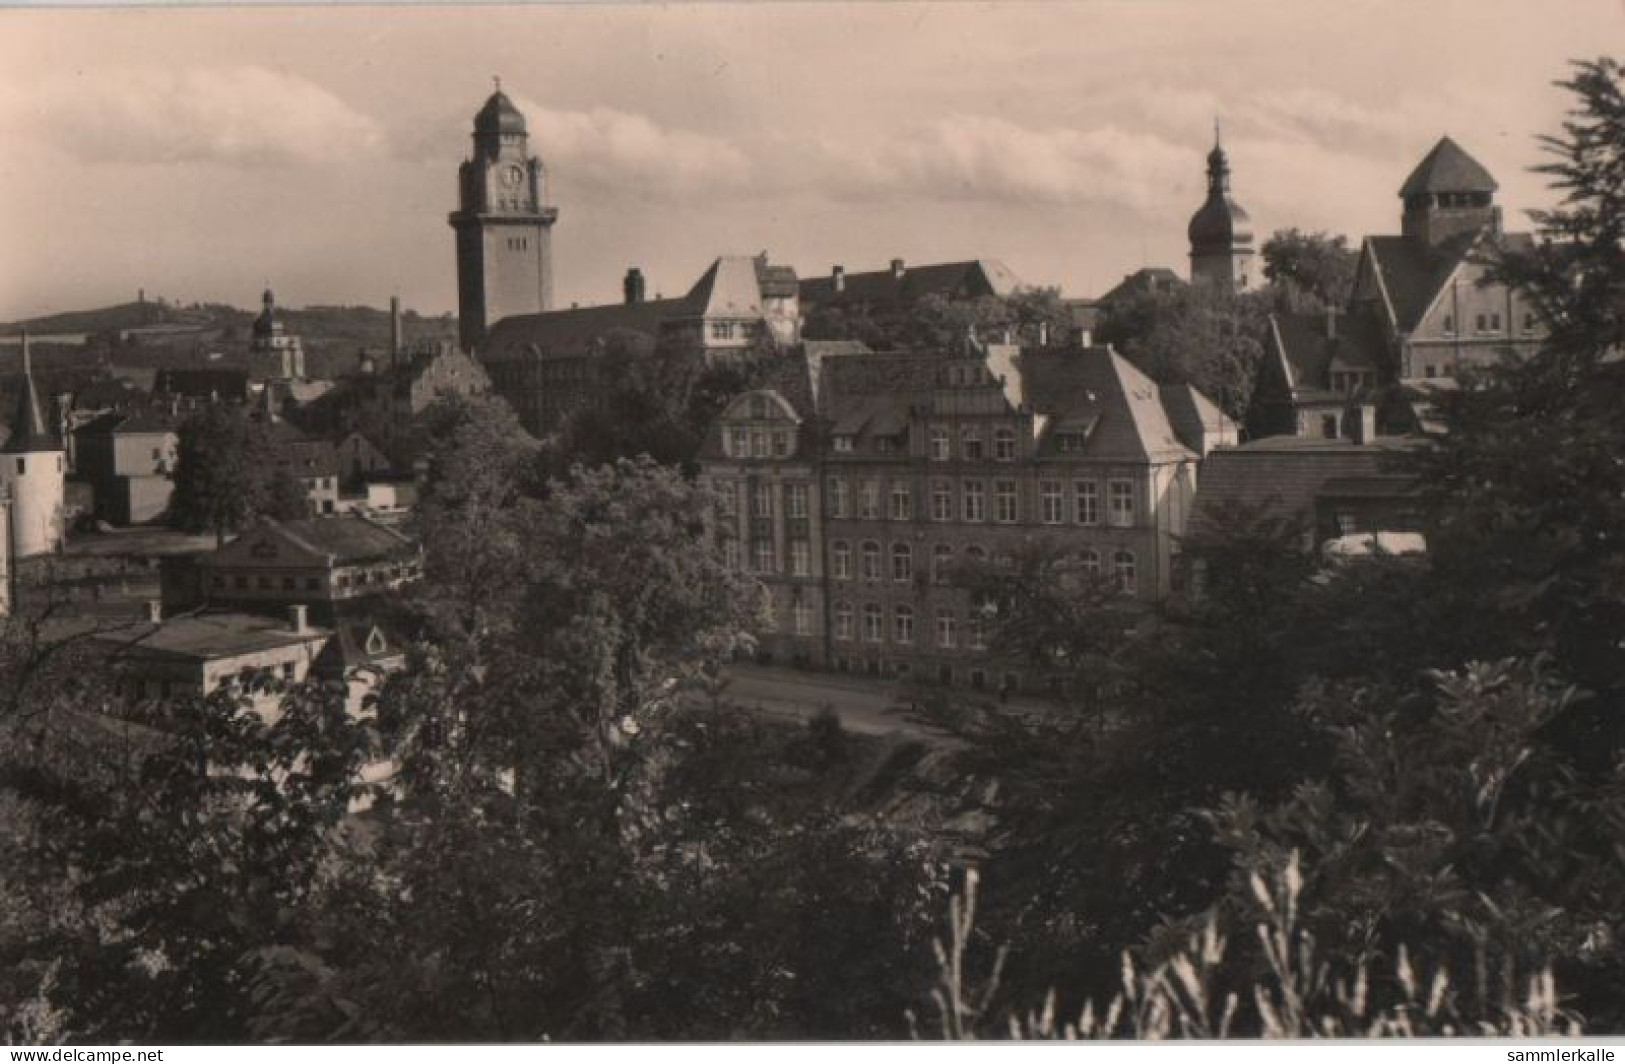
[1188,124,1256,292]
[450,78,559,353]
[0,331,66,559]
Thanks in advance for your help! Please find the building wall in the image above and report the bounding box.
[0,450,65,558]
[1404,256,1544,379]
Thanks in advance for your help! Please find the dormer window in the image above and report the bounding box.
[729,427,748,456]
[711,321,736,341]
[929,427,950,461]
[1442,314,1454,335]
[833,436,854,453]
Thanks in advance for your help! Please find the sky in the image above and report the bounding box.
[1,0,1619,320]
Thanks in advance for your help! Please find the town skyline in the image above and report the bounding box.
[1,0,1616,320]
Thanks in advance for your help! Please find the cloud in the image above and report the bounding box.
[0,66,383,167]
[521,100,754,197]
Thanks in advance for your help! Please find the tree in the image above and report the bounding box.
[1095,284,1273,421]
[1261,228,1358,311]
[167,404,268,544]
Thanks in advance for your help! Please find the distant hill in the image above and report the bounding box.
[1,300,459,381]
[0,300,198,338]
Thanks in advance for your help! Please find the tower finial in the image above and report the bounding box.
[1214,118,1221,149]
[493,74,501,93]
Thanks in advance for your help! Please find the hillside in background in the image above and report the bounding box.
[0,299,460,382]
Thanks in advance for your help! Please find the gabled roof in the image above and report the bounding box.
[481,253,793,365]
[1158,382,1237,456]
[1022,347,1195,462]
[1269,309,1388,398]
[1360,230,1534,334]
[1097,267,1185,306]
[1399,136,1498,196]
[2,370,62,454]
[1189,435,1423,537]
[95,609,330,663]
[74,406,180,437]
[799,260,1021,309]
[208,515,417,569]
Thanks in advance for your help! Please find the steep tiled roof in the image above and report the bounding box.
[260,515,417,564]
[2,371,62,453]
[1158,382,1236,457]
[1023,348,1194,462]
[1097,267,1185,305]
[1189,436,1422,536]
[480,296,681,364]
[799,260,1020,309]
[74,407,179,437]
[481,254,793,365]
[1269,309,1388,398]
[1399,136,1498,196]
[1363,230,1534,334]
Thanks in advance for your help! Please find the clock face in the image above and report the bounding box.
[502,165,524,188]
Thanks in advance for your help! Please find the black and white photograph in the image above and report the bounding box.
[1,0,1624,1048]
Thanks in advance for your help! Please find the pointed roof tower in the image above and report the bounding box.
[1399,136,1498,197]
[3,331,63,454]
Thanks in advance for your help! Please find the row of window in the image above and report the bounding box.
[720,480,811,519]
[828,541,1138,591]
[831,603,988,649]
[1440,311,1537,336]
[724,537,816,577]
[208,562,421,594]
[827,476,1133,527]
[725,425,795,459]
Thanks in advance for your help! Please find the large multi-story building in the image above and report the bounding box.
[700,341,1234,691]
[450,84,559,353]
[481,254,802,438]
[1256,136,1545,439]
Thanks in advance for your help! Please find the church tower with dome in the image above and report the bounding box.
[449,81,559,353]
[1187,126,1255,292]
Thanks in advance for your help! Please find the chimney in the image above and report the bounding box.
[832,265,845,293]
[624,267,646,305]
[1038,321,1049,347]
[144,600,162,624]
[389,296,402,367]
[290,604,309,634]
[890,258,905,279]
[1326,306,1338,340]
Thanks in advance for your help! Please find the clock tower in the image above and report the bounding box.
[450,81,558,352]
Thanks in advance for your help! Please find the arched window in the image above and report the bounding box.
[961,426,984,461]
[894,605,915,645]
[993,427,1016,461]
[831,540,852,580]
[862,603,883,643]
[932,544,954,585]
[964,544,987,564]
[929,427,951,461]
[1114,549,1137,595]
[861,541,882,582]
[891,542,913,582]
[834,602,854,641]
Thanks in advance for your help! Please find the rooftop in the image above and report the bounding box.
[96,610,329,663]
